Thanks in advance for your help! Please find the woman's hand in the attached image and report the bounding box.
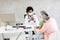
[34,27,41,34]
[34,26,41,31]
[35,25,41,29]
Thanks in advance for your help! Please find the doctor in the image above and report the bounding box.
[24,6,39,29]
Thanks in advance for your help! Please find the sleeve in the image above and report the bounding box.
[24,15,29,26]
[39,21,45,27]
[24,14,27,19]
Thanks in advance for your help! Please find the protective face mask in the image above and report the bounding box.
[30,21,34,23]
[29,13,33,15]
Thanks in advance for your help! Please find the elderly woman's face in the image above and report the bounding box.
[40,12,46,21]
[39,15,43,20]
[40,16,46,21]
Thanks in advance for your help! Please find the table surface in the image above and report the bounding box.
[0,27,44,40]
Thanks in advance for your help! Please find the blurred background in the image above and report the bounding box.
[0,0,60,29]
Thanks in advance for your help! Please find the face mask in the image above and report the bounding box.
[30,21,34,23]
[29,13,33,15]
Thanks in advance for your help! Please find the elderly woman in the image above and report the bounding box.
[35,11,58,40]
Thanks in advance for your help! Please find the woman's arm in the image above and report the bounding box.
[39,23,47,33]
[35,23,47,33]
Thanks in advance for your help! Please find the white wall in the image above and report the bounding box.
[0,0,60,29]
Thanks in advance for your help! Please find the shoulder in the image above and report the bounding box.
[24,13,28,18]
[32,13,36,15]
[24,14,26,16]
[50,18,56,22]
[32,13,36,16]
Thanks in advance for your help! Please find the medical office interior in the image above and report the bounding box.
[0,0,60,40]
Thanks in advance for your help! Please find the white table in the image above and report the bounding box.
[0,27,24,40]
[0,27,44,40]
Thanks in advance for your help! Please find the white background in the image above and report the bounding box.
[0,0,60,29]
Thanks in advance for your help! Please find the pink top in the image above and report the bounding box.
[40,18,58,40]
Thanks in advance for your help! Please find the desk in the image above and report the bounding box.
[0,27,44,40]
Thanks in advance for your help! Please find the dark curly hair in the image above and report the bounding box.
[26,6,33,13]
